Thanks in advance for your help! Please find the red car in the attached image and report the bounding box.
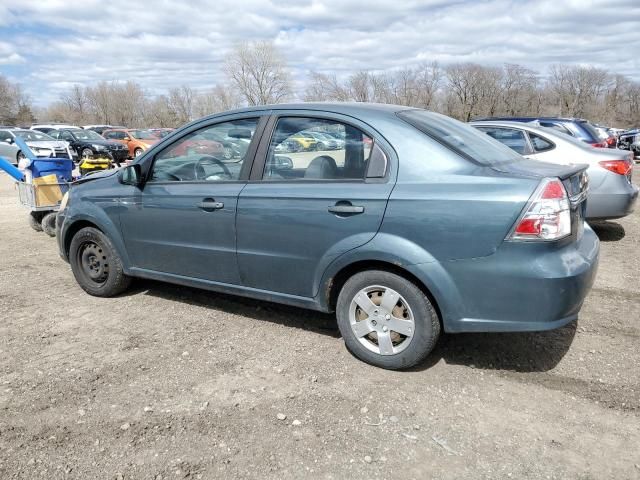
[164,133,224,157]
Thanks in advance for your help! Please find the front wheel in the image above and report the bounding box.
[134,148,143,158]
[69,227,131,297]
[336,270,440,370]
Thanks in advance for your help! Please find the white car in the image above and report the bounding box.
[471,120,638,221]
[30,123,80,135]
[0,128,73,160]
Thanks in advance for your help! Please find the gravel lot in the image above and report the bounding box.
[0,172,638,479]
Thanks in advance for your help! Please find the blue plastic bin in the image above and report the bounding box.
[30,158,74,182]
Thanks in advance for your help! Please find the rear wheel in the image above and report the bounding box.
[16,150,25,165]
[336,270,440,370]
[41,212,57,237]
[69,227,131,297]
[134,148,143,158]
[81,148,93,159]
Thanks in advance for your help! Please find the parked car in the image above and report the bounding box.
[48,128,129,165]
[0,128,73,159]
[148,128,175,139]
[161,132,224,158]
[477,116,607,148]
[102,128,159,158]
[304,131,341,150]
[31,123,80,134]
[593,125,617,148]
[617,129,640,158]
[83,125,126,135]
[0,129,22,164]
[56,104,598,370]
[471,121,638,220]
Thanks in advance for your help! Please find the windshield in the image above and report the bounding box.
[397,110,523,166]
[130,130,156,140]
[13,130,55,141]
[71,129,104,141]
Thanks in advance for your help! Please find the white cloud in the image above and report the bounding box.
[1,0,639,105]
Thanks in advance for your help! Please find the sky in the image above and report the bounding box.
[0,0,639,106]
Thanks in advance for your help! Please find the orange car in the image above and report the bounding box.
[102,128,159,158]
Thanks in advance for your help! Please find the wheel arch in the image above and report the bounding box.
[62,213,132,272]
[324,259,443,327]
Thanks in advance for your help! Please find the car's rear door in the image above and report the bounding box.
[236,112,395,298]
[118,115,266,284]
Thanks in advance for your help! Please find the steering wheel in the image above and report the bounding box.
[194,155,232,180]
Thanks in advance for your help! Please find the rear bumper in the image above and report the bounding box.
[409,226,600,333]
[587,181,638,220]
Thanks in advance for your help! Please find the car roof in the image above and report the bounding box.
[475,116,588,123]
[198,102,416,122]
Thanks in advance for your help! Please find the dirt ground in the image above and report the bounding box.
[0,172,638,480]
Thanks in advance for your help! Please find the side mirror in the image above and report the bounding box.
[5,138,14,144]
[119,164,142,186]
[122,136,131,142]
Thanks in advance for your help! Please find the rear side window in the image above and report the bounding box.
[263,117,373,181]
[476,127,531,155]
[529,133,555,152]
[398,111,522,166]
[540,122,572,136]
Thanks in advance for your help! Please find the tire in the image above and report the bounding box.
[81,148,93,159]
[69,227,132,297]
[316,142,326,151]
[29,211,44,232]
[41,212,57,237]
[222,146,234,160]
[134,148,143,158]
[16,150,25,166]
[336,270,440,370]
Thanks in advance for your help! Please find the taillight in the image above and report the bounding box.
[606,137,616,146]
[598,159,632,176]
[508,178,571,241]
[589,141,607,148]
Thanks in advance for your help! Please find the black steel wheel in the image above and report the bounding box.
[69,227,131,297]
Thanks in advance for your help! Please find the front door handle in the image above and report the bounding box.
[328,204,365,215]
[198,198,224,212]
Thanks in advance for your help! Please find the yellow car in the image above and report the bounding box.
[289,133,318,151]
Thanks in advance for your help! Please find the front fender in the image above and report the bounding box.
[61,200,132,272]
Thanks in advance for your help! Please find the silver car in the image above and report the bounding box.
[471,120,638,220]
[0,129,22,164]
[0,128,73,160]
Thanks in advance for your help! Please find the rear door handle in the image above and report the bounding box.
[328,204,365,214]
[198,198,224,211]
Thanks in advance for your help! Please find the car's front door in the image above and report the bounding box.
[118,116,264,284]
[236,113,395,298]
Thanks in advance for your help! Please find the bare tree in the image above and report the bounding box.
[225,41,292,106]
[548,65,610,117]
[0,75,33,125]
[168,85,194,124]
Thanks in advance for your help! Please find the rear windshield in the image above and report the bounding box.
[577,121,601,142]
[397,110,523,166]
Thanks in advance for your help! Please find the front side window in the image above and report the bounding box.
[476,127,531,155]
[264,117,372,181]
[0,130,11,142]
[149,118,258,182]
